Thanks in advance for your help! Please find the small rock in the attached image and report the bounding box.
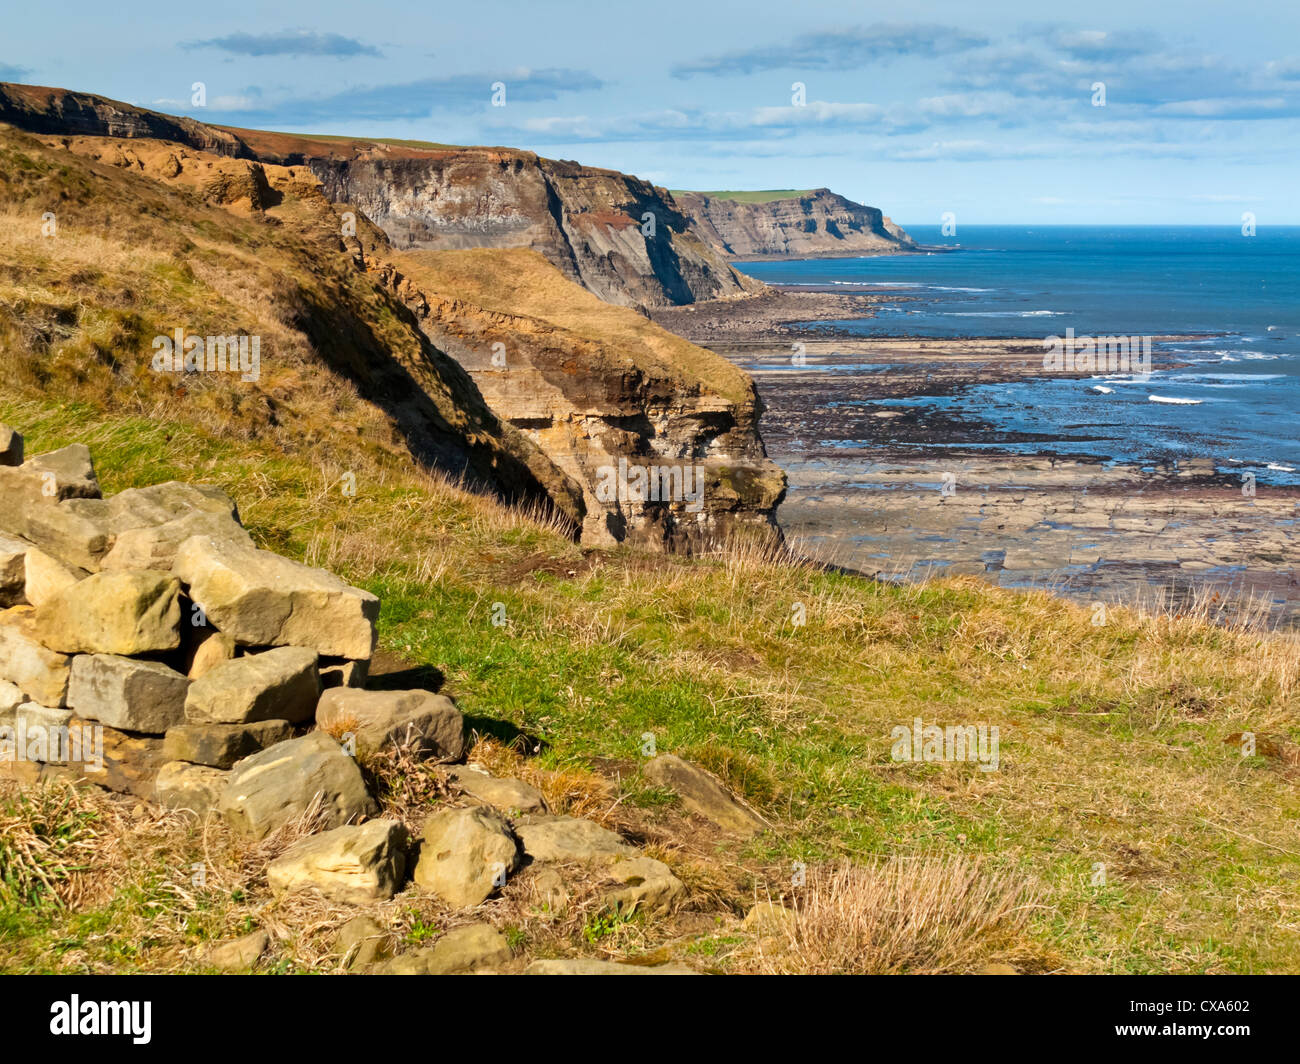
[514,816,633,864]
[599,856,684,916]
[0,609,71,706]
[316,687,463,760]
[531,866,569,917]
[206,930,269,972]
[184,646,319,725]
[450,767,547,814]
[15,445,101,500]
[267,819,408,904]
[336,916,391,970]
[413,806,520,908]
[155,761,228,816]
[218,730,375,839]
[976,962,1020,975]
[163,720,293,769]
[742,901,796,936]
[374,924,511,975]
[184,628,237,679]
[643,754,768,837]
[32,570,181,655]
[68,654,189,734]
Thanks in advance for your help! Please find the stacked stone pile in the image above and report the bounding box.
[0,424,767,973]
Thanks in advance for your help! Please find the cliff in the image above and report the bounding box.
[232,127,765,310]
[366,246,784,549]
[0,83,785,550]
[673,188,916,259]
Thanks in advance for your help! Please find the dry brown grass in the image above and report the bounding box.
[749,856,1041,975]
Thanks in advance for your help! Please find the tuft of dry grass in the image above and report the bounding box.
[750,856,1040,975]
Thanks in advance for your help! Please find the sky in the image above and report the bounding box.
[4,0,1299,223]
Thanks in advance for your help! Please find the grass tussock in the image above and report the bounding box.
[752,857,1040,975]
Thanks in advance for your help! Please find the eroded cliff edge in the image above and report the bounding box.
[674,188,916,259]
[0,82,785,551]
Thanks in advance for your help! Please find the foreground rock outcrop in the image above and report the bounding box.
[674,188,916,259]
[0,426,785,975]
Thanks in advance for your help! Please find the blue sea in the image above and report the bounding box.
[737,226,1300,484]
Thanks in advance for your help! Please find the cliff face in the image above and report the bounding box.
[0,123,585,532]
[366,247,785,550]
[0,83,763,311]
[674,188,916,259]
[0,83,252,158]
[0,82,786,552]
[235,130,765,310]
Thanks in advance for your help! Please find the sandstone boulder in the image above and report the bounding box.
[205,930,269,972]
[413,806,520,908]
[22,547,87,608]
[449,766,548,814]
[514,815,633,864]
[184,646,319,725]
[218,730,375,839]
[68,654,189,734]
[184,628,236,679]
[32,570,181,655]
[643,754,767,837]
[4,496,113,572]
[374,924,511,975]
[155,761,228,816]
[101,483,251,570]
[599,856,684,916]
[163,720,293,769]
[0,533,28,607]
[267,819,407,904]
[316,687,463,760]
[174,535,378,660]
[0,609,72,705]
[13,444,100,500]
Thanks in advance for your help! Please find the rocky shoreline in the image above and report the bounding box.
[652,292,1300,626]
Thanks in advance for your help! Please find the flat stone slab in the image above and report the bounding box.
[513,815,634,864]
[68,654,189,734]
[218,730,375,839]
[174,535,378,660]
[643,754,768,838]
[184,646,319,725]
[267,819,407,904]
[316,687,463,760]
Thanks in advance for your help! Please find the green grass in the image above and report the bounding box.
[1,395,1297,974]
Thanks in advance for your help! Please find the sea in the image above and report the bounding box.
[736,226,1300,485]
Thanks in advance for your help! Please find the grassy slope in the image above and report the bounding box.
[1,397,1297,973]
[403,248,755,405]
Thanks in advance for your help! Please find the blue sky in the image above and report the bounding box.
[4,0,1298,223]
